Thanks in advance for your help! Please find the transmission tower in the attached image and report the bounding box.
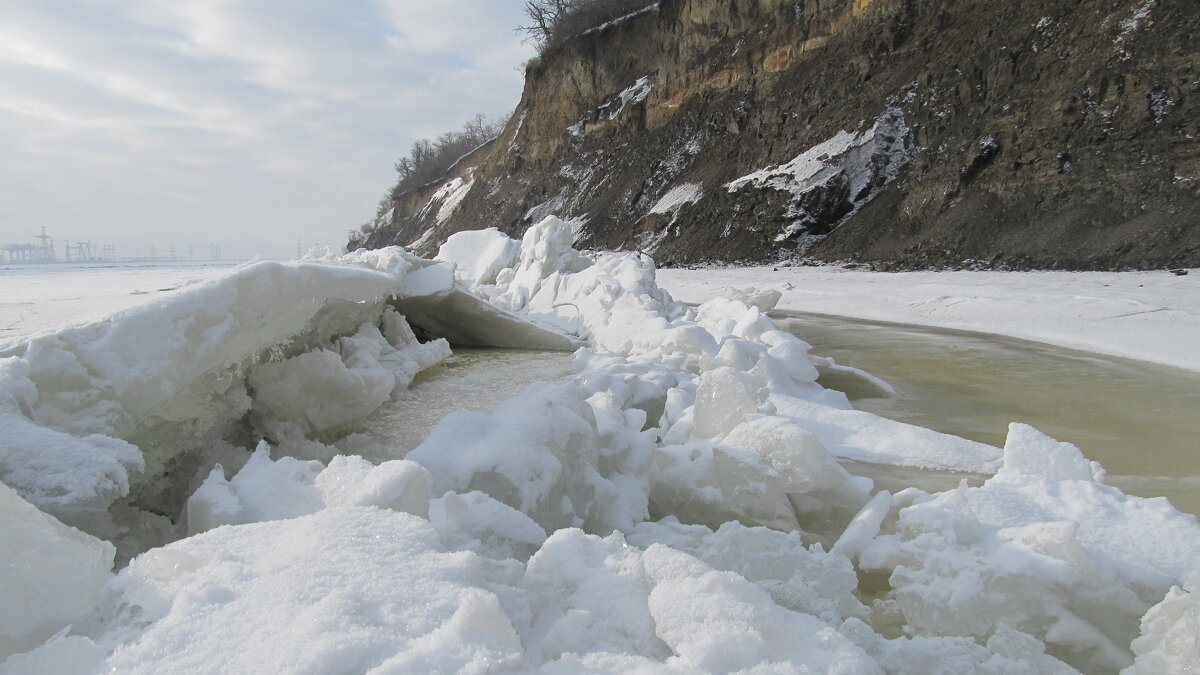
[33,226,53,262]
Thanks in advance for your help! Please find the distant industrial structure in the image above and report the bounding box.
[2,227,227,264]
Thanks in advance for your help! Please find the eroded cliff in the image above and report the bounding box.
[356,0,1199,270]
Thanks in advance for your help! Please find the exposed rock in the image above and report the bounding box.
[355,0,1200,271]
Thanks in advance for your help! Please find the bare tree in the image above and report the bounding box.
[387,113,508,200]
[519,0,656,49]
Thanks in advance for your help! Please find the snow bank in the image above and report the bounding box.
[3,218,1198,672]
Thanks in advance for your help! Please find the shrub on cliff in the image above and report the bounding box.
[386,113,506,207]
[520,0,657,50]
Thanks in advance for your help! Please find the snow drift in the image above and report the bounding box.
[2,217,1198,672]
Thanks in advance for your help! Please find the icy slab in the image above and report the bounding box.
[1001,422,1105,483]
[771,393,1003,473]
[407,379,655,534]
[0,483,114,661]
[391,286,582,350]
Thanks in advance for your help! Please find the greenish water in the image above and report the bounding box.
[776,311,1200,516]
[344,348,576,462]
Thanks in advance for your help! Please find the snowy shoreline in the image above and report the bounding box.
[657,266,1200,373]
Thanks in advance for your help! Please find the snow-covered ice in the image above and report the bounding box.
[2,218,1198,673]
[657,264,1200,373]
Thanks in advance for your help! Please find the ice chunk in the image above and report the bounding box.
[430,491,548,561]
[0,252,438,536]
[721,416,872,511]
[406,383,610,532]
[96,508,526,673]
[435,227,521,287]
[0,482,114,661]
[717,286,783,312]
[832,490,892,562]
[691,367,760,438]
[184,444,433,533]
[522,529,669,663]
[838,619,1079,674]
[640,544,881,672]
[860,447,1200,673]
[249,312,452,435]
[399,260,456,298]
[184,466,240,535]
[1125,571,1200,674]
[1001,422,1105,482]
[631,520,868,625]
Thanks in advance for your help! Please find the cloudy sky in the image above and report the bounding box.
[0,0,534,261]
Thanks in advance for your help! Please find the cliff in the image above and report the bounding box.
[355,0,1199,270]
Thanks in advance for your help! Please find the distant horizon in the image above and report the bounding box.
[0,1,535,258]
[1,226,349,265]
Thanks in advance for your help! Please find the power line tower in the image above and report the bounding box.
[33,226,53,262]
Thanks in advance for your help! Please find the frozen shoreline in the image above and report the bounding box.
[657,266,1200,373]
[7,262,1198,375]
[3,242,1199,671]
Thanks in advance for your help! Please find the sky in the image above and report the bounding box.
[0,0,535,261]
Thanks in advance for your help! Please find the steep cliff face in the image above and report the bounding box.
[357,0,1199,270]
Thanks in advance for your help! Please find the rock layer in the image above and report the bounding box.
[356,0,1199,270]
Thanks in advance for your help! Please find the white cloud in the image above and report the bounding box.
[0,0,534,259]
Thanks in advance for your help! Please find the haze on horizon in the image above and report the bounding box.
[0,0,534,261]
